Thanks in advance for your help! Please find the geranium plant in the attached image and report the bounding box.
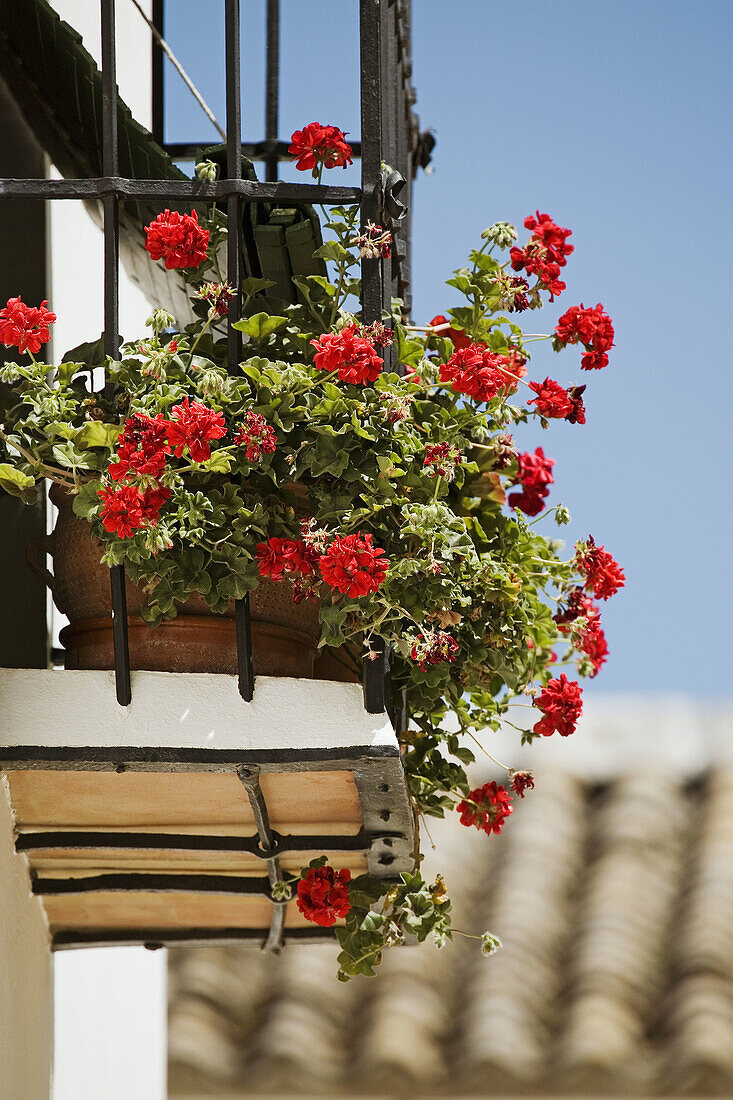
[0,126,624,979]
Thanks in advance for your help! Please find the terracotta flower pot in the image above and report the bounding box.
[27,486,326,678]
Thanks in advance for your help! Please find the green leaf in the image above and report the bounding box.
[314,240,352,264]
[196,451,233,474]
[232,313,288,339]
[76,422,121,449]
[0,463,37,502]
[240,277,276,297]
[55,361,86,387]
[61,335,106,369]
[72,480,103,518]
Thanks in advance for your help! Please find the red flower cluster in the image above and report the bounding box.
[423,442,463,480]
[510,770,535,798]
[354,223,392,260]
[311,324,383,385]
[508,447,555,516]
[554,588,608,677]
[554,586,597,630]
[528,377,586,424]
[296,865,351,927]
[198,281,234,317]
[555,303,614,371]
[320,533,389,598]
[575,536,625,600]
[429,314,471,351]
[510,211,573,300]
[109,413,168,481]
[440,344,518,403]
[256,538,317,581]
[97,483,171,539]
[166,398,226,462]
[409,631,459,671]
[578,618,609,676]
[289,123,353,172]
[144,209,210,270]
[357,320,394,348]
[533,674,583,737]
[508,276,530,312]
[233,411,277,462]
[0,297,56,354]
[457,781,513,836]
[528,377,572,418]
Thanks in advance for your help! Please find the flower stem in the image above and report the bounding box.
[466,731,511,771]
[188,315,214,365]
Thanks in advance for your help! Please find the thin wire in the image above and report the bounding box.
[128,0,226,140]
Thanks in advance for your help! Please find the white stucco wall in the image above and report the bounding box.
[39,6,167,1098]
[0,780,53,1100]
[49,0,154,359]
[53,948,168,1100]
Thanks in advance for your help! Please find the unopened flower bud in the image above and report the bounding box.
[271,879,292,901]
[555,504,571,526]
[195,159,218,182]
[481,931,502,957]
[146,308,175,334]
[481,222,517,249]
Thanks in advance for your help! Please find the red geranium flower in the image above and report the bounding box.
[0,297,56,354]
[554,588,608,676]
[97,485,146,539]
[510,211,573,301]
[508,447,555,516]
[233,411,277,463]
[296,865,351,927]
[423,442,463,480]
[289,123,353,173]
[166,398,226,463]
[409,631,459,670]
[510,770,535,798]
[575,536,625,600]
[528,377,573,419]
[578,618,609,676]
[555,302,614,370]
[198,281,235,317]
[554,586,599,630]
[144,209,210,270]
[109,413,169,481]
[319,533,389,598]
[311,324,383,384]
[429,314,471,350]
[457,781,513,836]
[533,674,583,737]
[566,384,587,424]
[440,343,517,403]
[256,538,317,581]
[139,485,171,525]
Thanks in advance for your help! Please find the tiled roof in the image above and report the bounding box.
[168,700,733,1098]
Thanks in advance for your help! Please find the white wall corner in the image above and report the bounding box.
[0,777,53,1100]
[52,946,168,1100]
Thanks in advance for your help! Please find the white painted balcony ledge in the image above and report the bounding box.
[0,669,397,759]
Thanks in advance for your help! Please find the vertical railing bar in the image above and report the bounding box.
[359,0,383,327]
[381,1,397,346]
[101,0,131,707]
[363,636,388,715]
[225,0,254,701]
[264,0,280,182]
[234,597,254,702]
[360,0,388,714]
[151,0,165,145]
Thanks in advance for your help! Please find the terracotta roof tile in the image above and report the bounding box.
[169,707,733,1097]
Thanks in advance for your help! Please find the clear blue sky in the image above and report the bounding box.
[164,0,733,698]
